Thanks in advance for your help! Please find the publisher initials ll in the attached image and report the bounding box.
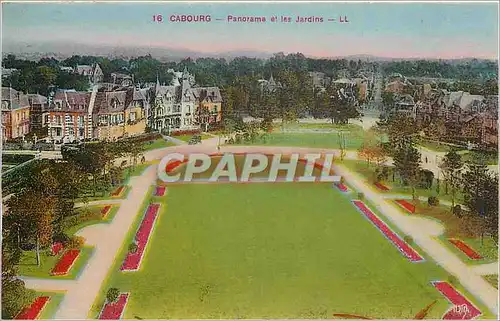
[339,15,349,23]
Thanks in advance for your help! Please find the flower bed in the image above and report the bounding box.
[395,199,415,214]
[449,239,482,260]
[51,242,64,256]
[15,296,50,320]
[336,183,349,193]
[374,182,390,191]
[352,200,424,262]
[432,281,481,319]
[165,160,186,173]
[99,293,129,319]
[51,249,80,275]
[111,186,125,197]
[121,204,161,271]
[101,206,112,218]
[154,186,166,197]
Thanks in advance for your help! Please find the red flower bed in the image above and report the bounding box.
[51,249,80,275]
[51,242,64,256]
[171,129,201,136]
[154,186,166,196]
[432,281,482,319]
[352,200,423,262]
[111,186,125,197]
[99,293,129,320]
[15,296,50,320]
[121,204,161,271]
[374,182,390,191]
[395,199,415,214]
[336,183,349,193]
[165,160,186,173]
[449,239,482,260]
[101,206,112,218]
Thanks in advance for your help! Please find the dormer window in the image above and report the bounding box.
[112,98,118,109]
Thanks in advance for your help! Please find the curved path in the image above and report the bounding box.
[21,140,498,318]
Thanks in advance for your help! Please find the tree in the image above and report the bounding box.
[5,189,57,266]
[439,150,463,209]
[461,161,498,241]
[338,132,347,161]
[393,141,421,200]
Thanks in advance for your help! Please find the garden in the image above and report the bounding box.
[90,181,494,319]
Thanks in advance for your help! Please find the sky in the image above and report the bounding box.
[2,1,499,59]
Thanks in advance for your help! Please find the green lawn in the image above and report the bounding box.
[460,150,498,165]
[484,275,498,289]
[91,183,493,319]
[417,140,453,153]
[341,160,464,203]
[232,132,366,150]
[142,138,175,151]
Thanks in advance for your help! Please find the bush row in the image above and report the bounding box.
[171,129,201,136]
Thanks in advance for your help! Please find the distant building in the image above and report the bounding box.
[1,87,31,140]
[75,64,104,86]
[1,68,18,79]
[111,73,134,87]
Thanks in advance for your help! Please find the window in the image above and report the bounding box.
[129,112,136,122]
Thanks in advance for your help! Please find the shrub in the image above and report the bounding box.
[106,288,120,303]
[128,242,138,253]
[447,275,458,285]
[171,129,201,136]
[452,205,462,217]
[66,236,85,249]
[404,235,413,244]
[53,232,71,244]
[358,192,364,200]
[428,196,439,206]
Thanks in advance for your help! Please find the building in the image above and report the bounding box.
[309,72,331,90]
[111,73,134,87]
[2,68,18,79]
[258,74,281,94]
[42,90,92,143]
[1,87,30,140]
[152,68,222,132]
[27,94,48,133]
[93,87,148,140]
[75,64,104,86]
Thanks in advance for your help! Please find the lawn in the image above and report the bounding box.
[232,132,366,150]
[142,138,175,151]
[341,160,464,203]
[484,275,498,289]
[460,150,498,165]
[417,140,453,153]
[90,183,494,319]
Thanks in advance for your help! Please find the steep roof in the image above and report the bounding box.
[1,87,30,110]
